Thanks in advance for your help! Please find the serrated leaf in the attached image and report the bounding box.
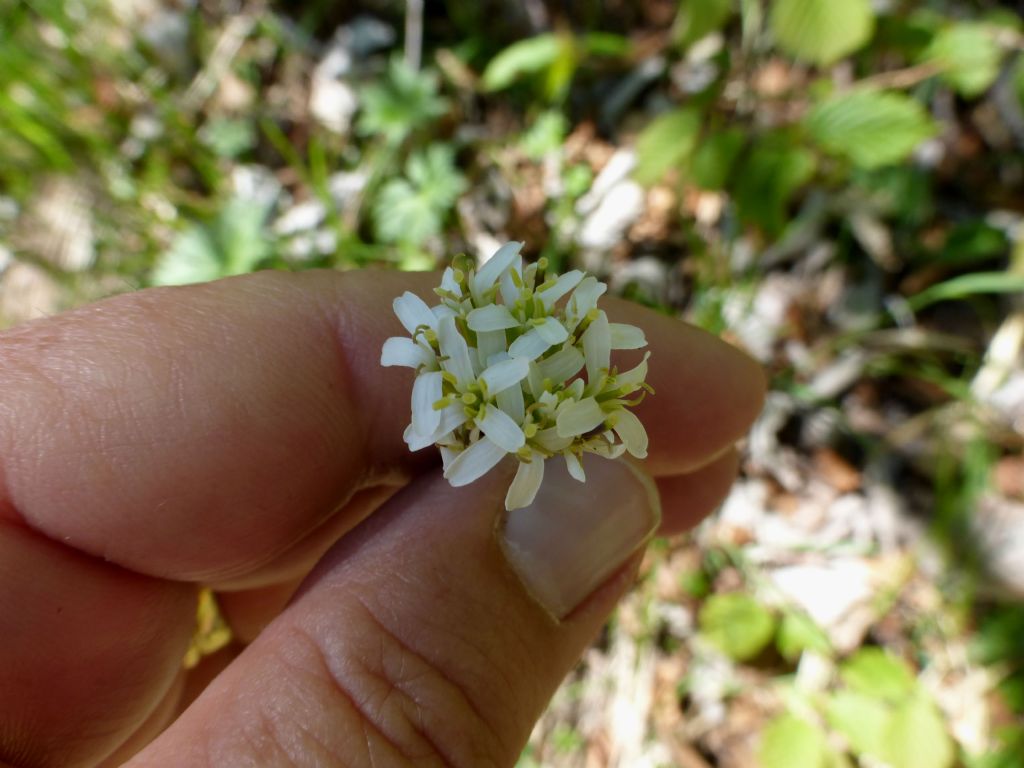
[698,592,776,661]
[806,89,937,169]
[373,180,439,245]
[770,0,875,66]
[481,34,568,92]
[151,226,222,286]
[632,107,702,186]
[920,23,1002,98]
[840,648,917,702]
[372,145,466,246]
[759,714,829,768]
[406,145,468,210]
[151,197,272,286]
[883,693,955,768]
[216,197,273,275]
[826,690,890,759]
[357,57,448,145]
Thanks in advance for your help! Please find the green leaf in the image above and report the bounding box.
[632,107,702,186]
[580,32,630,57]
[481,34,568,92]
[216,197,273,275]
[777,610,832,661]
[406,144,468,210]
[519,110,569,159]
[690,127,745,190]
[733,136,816,235]
[840,648,917,702]
[825,690,890,759]
[151,197,272,286]
[907,272,1024,311]
[674,0,735,47]
[883,693,955,768]
[698,592,776,661]
[372,145,466,246]
[151,226,222,287]
[806,88,937,169]
[770,0,875,66]
[357,58,448,145]
[759,714,829,768]
[920,23,1002,98]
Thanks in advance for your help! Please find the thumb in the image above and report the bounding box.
[130,455,659,767]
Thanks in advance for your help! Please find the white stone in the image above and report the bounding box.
[577,181,645,251]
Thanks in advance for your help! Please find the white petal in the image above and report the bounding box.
[436,402,471,436]
[403,423,436,451]
[480,357,529,396]
[381,337,433,368]
[505,454,545,510]
[508,328,553,360]
[616,351,651,390]
[438,315,475,387]
[403,402,469,451]
[582,310,611,384]
[440,267,462,297]
[590,441,627,459]
[444,437,507,486]
[536,270,584,309]
[533,427,573,452]
[533,317,569,345]
[537,345,584,384]
[472,241,523,300]
[612,408,648,458]
[467,304,519,332]
[566,276,607,328]
[393,292,437,335]
[411,371,443,437]
[476,329,509,371]
[556,397,606,438]
[475,405,525,452]
[496,379,525,423]
[439,446,459,470]
[565,452,586,482]
[499,255,524,305]
[432,304,458,321]
[566,378,585,399]
[609,322,647,350]
[527,361,545,400]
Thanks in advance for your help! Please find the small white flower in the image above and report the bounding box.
[380,241,653,511]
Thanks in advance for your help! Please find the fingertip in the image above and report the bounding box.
[655,447,741,536]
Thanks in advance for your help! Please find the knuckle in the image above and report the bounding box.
[270,604,511,768]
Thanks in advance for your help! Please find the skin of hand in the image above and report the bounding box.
[0,269,764,768]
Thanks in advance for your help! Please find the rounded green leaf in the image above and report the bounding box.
[920,23,1002,98]
[806,89,937,169]
[771,0,875,66]
[698,592,776,661]
[759,714,830,768]
[825,690,890,759]
[883,694,955,768]
[632,107,703,186]
[840,647,917,702]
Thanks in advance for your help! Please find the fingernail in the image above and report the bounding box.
[498,456,660,620]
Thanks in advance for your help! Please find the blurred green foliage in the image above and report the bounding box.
[3,1,1024,765]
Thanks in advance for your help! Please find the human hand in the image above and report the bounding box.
[0,269,764,767]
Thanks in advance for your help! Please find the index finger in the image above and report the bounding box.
[0,269,762,582]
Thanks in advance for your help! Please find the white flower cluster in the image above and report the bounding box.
[380,241,652,510]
